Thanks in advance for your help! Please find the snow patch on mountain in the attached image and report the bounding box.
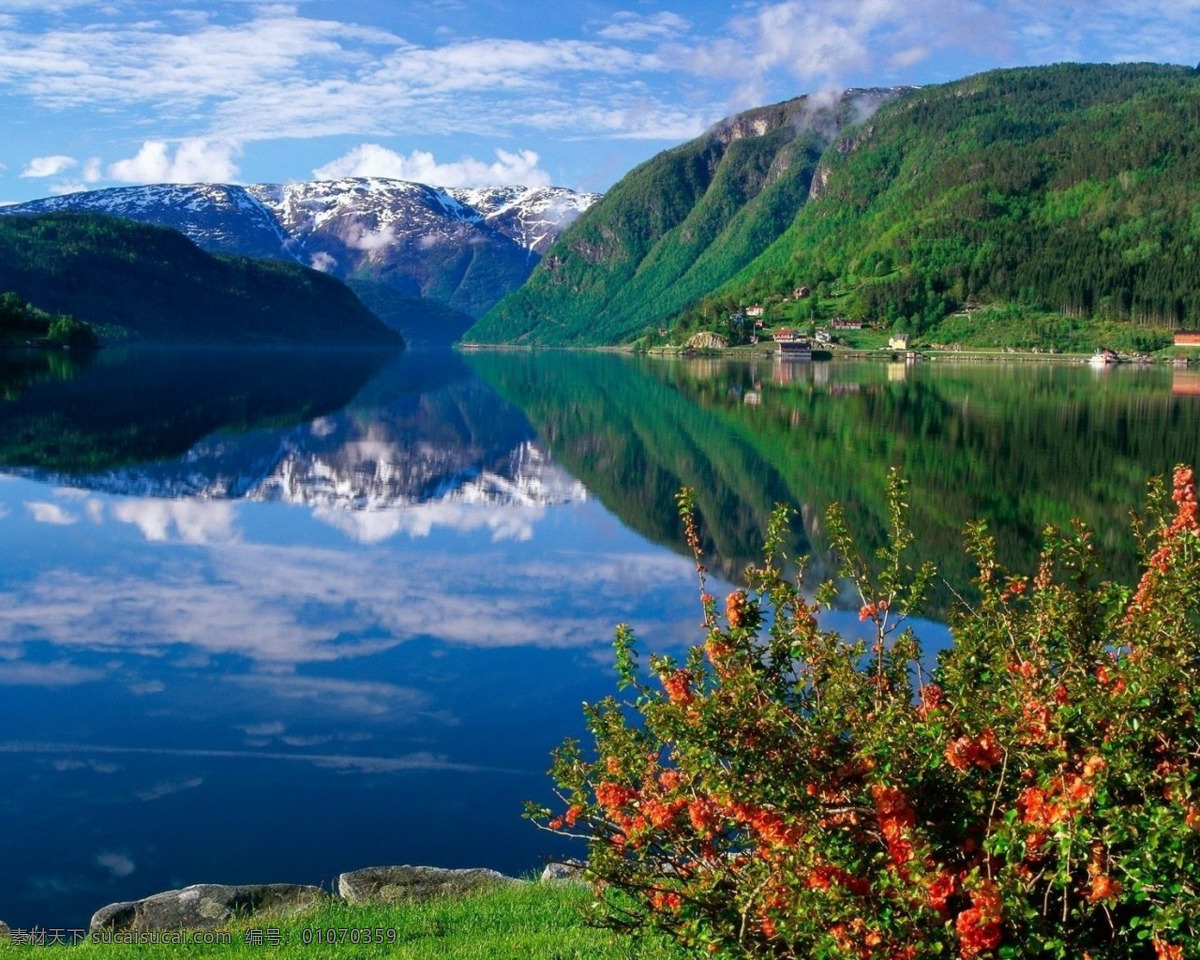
[1,177,600,327]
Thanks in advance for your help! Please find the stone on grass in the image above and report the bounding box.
[89,883,327,935]
[539,860,587,884]
[337,865,517,905]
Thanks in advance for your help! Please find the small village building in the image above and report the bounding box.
[889,333,911,350]
[772,328,812,359]
[745,304,764,318]
[832,318,862,330]
[792,286,811,299]
[815,328,831,344]
[1174,330,1200,347]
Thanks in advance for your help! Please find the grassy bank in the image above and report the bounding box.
[2,883,682,959]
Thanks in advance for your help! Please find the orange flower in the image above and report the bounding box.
[725,590,749,629]
[658,769,684,791]
[1088,873,1122,904]
[956,879,1003,958]
[661,668,694,706]
[1153,940,1184,960]
[946,729,1003,772]
[595,781,636,814]
[927,871,958,917]
[687,795,720,838]
[859,599,889,621]
[918,683,944,720]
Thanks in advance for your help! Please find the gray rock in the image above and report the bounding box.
[89,883,327,935]
[539,860,587,884]
[0,921,9,940]
[337,865,517,905]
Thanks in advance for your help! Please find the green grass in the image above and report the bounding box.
[3,883,683,959]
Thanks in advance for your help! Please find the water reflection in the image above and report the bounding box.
[471,352,1200,593]
[3,348,1195,930]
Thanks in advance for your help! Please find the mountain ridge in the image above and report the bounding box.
[468,63,1200,347]
[465,87,908,345]
[0,212,402,347]
[3,178,598,344]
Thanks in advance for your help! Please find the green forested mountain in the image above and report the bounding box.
[0,213,402,346]
[466,89,903,345]
[468,63,1200,346]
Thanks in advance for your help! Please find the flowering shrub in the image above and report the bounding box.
[531,467,1200,959]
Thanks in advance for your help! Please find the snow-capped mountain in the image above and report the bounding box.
[14,409,588,522]
[2,178,599,329]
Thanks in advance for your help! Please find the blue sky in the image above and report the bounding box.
[1,1,1197,203]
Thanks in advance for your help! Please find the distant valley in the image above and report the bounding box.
[4,179,597,347]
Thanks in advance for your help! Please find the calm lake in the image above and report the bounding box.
[2,347,1198,930]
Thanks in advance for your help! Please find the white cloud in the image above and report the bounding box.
[240,721,286,737]
[51,758,119,773]
[25,501,78,525]
[96,852,136,878]
[20,155,77,177]
[107,139,241,185]
[136,776,204,802]
[0,739,489,775]
[128,679,164,695]
[0,532,698,665]
[345,222,396,253]
[0,659,105,686]
[309,251,337,272]
[597,11,691,41]
[313,145,551,188]
[225,675,429,718]
[312,501,542,544]
[0,7,686,146]
[110,499,237,544]
[685,0,1004,102]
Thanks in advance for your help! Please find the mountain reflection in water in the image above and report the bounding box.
[1,348,1197,930]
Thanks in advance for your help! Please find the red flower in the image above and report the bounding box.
[595,781,636,814]
[945,728,1002,771]
[927,871,958,917]
[1088,873,1122,904]
[1154,940,1184,960]
[661,668,695,706]
[859,598,889,621]
[687,795,720,838]
[956,880,1003,958]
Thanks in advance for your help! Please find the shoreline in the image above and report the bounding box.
[459,342,1195,366]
